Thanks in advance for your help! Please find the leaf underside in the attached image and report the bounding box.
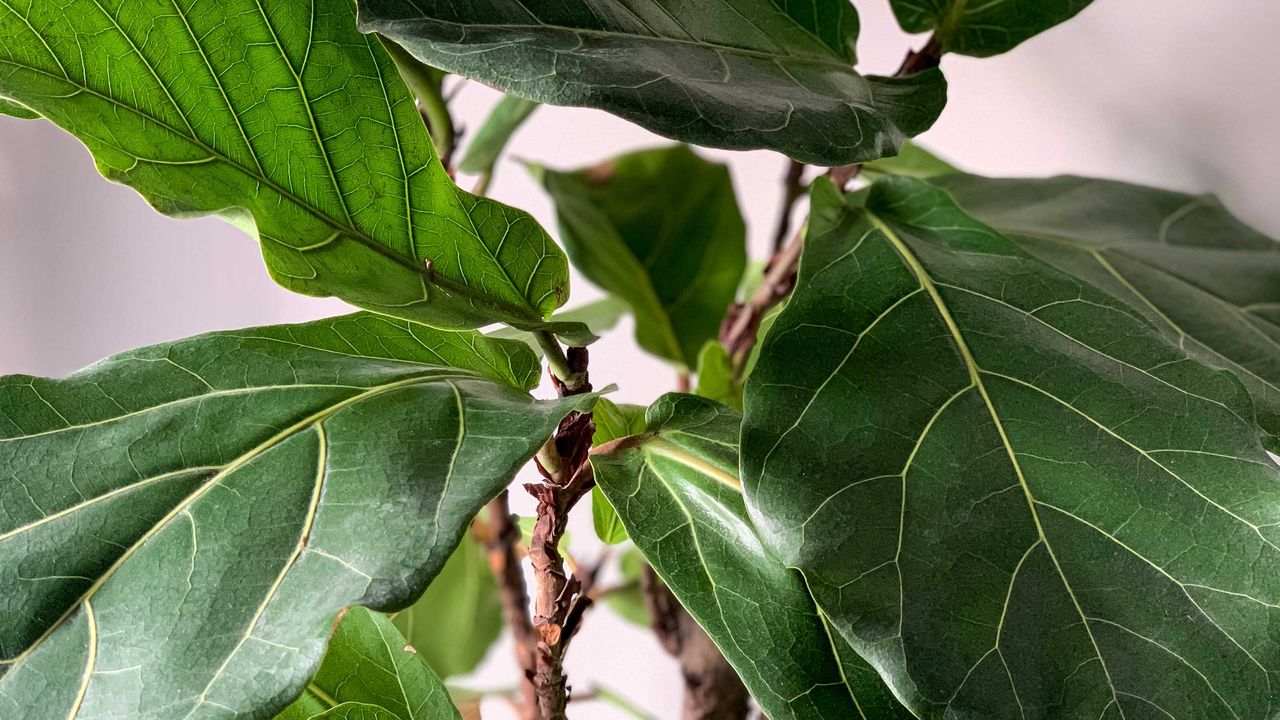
[744,176,1280,718]
[592,394,912,720]
[358,0,947,165]
[0,314,588,719]
[0,0,589,340]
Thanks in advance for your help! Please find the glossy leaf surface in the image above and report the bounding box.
[0,314,590,719]
[744,176,1280,718]
[392,536,502,679]
[0,0,585,338]
[890,0,1094,56]
[540,146,746,368]
[936,173,1280,445]
[359,1,946,165]
[277,607,459,720]
[592,394,911,720]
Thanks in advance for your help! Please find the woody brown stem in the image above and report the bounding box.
[481,492,538,720]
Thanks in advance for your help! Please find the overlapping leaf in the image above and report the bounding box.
[743,176,1280,718]
[0,0,586,340]
[358,0,946,165]
[457,95,540,177]
[540,146,746,368]
[890,0,1094,56]
[0,314,591,719]
[936,173,1280,444]
[277,608,459,720]
[591,394,912,720]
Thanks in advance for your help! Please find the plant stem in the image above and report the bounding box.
[481,492,538,720]
[535,332,587,392]
[771,160,806,254]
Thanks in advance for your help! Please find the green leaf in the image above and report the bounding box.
[0,96,37,119]
[277,608,460,720]
[694,342,742,411]
[457,95,539,176]
[0,0,586,339]
[486,297,628,346]
[590,399,647,545]
[358,2,947,166]
[392,536,502,679]
[603,547,651,628]
[890,0,1094,56]
[743,175,1280,718]
[934,173,1280,445]
[539,146,746,368]
[592,394,912,720]
[861,139,957,179]
[0,314,591,719]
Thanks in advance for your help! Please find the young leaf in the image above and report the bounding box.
[277,608,460,720]
[539,146,746,369]
[935,173,1280,445]
[591,394,912,720]
[457,95,540,176]
[861,139,957,179]
[591,399,647,545]
[693,342,742,411]
[891,0,1095,56]
[743,176,1280,718]
[0,0,587,341]
[0,314,592,720]
[392,536,502,679]
[358,1,947,165]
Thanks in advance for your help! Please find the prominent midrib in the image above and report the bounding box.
[0,372,473,668]
[866,211,1128,711]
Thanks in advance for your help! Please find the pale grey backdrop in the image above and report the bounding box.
[2,2,1277,717]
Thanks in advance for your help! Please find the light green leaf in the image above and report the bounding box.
[694,342,742,411]
[861,139,957,179]
[457,95,539,176]
[358,1,947,166]
[590,400,647,545]
[592,394,912,720]
[891,0,1094,56]
[743,175,1280,718]
[935,173,1280,445]
[0,314,591,720]
[540,146,746,368]
[277,607,460,720]
[392,536,502,679]
[486,297,628,346]
[0,0,586,339]
[0,96,37,119]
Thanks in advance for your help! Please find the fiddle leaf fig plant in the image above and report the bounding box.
[1,0,1277,718]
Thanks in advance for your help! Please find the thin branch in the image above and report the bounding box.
[479,493,538,720]
[770,160,807,254]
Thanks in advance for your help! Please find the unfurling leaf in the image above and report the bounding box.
[592,394,912,720]
[0,314,591,719]
[392,535,502,679]
[277,607,460,720]
[0,0,588,341]
[744,175,1280,718]
[358,0,947,165]
[891,0,1095,56]
[540,146,746,368]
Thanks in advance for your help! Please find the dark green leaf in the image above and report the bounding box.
[358,1,947,165]
[935,173,1280,445]
[540,146,746,368]
[0,0,585,338]
[694,342,742,411]
[392,536,502,679]
[457,95,539,176]
[590,400,647,545]
[743,176,1280,718]
[277,607,460,720]
[0,314,590,719]
[592,394,911,720]
[861,139,957,179]
[891,0,1094,56]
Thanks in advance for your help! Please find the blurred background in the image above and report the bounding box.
[2,1,1278,717]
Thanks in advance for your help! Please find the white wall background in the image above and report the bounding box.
[2,2,1278,717]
